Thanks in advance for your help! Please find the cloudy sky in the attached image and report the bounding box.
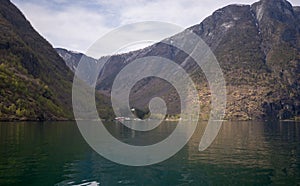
[11,0,300,53]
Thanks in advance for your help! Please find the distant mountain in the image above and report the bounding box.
[59,0,300,121]
[55,48,82,72]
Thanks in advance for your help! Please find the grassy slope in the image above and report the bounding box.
[0,0,113,121]
[0,0,74,120]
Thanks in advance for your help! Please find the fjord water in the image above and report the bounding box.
[0,121,300,186]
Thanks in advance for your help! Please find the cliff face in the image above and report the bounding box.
[187,0,300,120]
[58,0,300,120]
[0,0,75,120]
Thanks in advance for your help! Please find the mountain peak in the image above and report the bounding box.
[251,0,294,22]
[258,0,292,5]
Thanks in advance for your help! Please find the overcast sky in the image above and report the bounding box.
[11,0,300,53]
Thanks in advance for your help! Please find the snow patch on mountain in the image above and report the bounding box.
[256,3,264,22]
[221,21,235,30]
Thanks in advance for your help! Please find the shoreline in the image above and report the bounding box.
[1,118,300,123]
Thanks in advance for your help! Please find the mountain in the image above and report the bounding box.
[0,1,113,121]
[55,48,82,72]
[59,0,300,121]
[192,0,300,120]
[0,0,76,120]
[189,0,300,120]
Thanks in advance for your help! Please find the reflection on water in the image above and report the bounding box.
[0,121,300,185]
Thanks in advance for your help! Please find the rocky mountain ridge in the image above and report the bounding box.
[58,0,300,120]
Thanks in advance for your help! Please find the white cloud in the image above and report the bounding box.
[11,0,300,53]
[86,22,183,58]
[11,1,112,52]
